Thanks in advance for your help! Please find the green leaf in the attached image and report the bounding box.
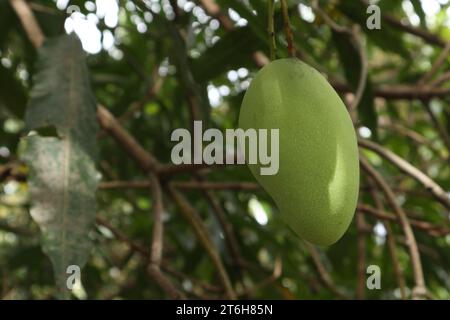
[166,22,210,123]
[410,0,427,28]
[0,64,27,118]
[377,0,403,12]
[337,1,410,58]
[0,1,15,48]
[21,34,98,298]
[216,0,267,42]
[34,9,65,38]
[191,26,264,82]
[332,31,378,140]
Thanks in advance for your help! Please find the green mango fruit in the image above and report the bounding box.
[239,58,359,246]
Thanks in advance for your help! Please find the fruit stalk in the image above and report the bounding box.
[267,0,276,60]
[280,0,296,57]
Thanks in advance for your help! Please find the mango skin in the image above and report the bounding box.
[239,58,359,246]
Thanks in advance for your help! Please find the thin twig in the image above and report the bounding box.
[358,204,450,237]
[198,180,247,270]
[382,13,445,48]
[361,185,435,199]
[267,0,276,60]
[430,71,450,87]
[158,162,225,177]
[359,156,426,299]
[147,173,184,299]
[366,178,407,300]
[304,242,349,299]
[97,106,161,173]
[419,40,450,85]
[0,221,35,237]
[167,184,237,299]
[100,180,261,191]
[238,256,282,297]
[379,122,443,157]
[96,216,210,298]
[349,26,367,112]
[332,80,450,100]
[175,181,260,190]
[356,213,366,299]
[168,0,180,22]
[149,173,164,265]
[199,0,269,74]
[422,100,450,155]
[195,177,249,295]
[9,0,45,48]
[280,0,296,57]
[418,41,450,156]
[161,263,223,294]
[96,216,149,256]
[196,0,276,80]
[311,1,346,33]
[309,2,367,113]
[359,138,450,210]
[198,0,234,30]
[119,70,163,123]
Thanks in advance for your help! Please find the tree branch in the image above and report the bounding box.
[9,0,45,48]
[147,173,184,299]
[198,0,234,30]
[431,71,450,87]
[383,14,446,48]
[356,212,366,299]
[238,256,282,297]
[96,216,149,256]
[280,0,296,57]
[359,156,426,299]
[358,204,450,237]
[0,221,34,237]
[304,242,349,299]
[100,180,261,191]
[422,101,450,156]
[197,0,268,68]
[198,180,247,270]
[419,40,450,85]
[379,122,444,159]
[96,106,161,173]
[359,138,450,210]
[267,0,276,60]
[167,184,237,299]
[366,178,407,299]
[332,81,450,100]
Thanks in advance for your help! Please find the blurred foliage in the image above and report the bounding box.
[0,0,449,299]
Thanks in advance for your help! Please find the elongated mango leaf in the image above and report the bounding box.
[21,34,98,298]
[332,30,378,140]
